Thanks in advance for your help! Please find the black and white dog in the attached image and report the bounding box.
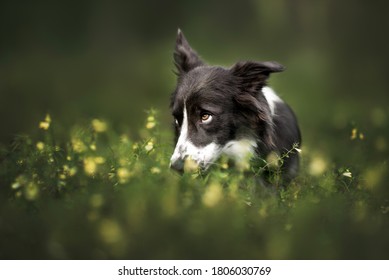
[170,29,301,181]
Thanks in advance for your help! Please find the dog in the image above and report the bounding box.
[169,29,301,182]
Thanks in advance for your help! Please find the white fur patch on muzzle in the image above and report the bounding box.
[170,106,222,171]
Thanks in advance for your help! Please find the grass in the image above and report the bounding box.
[0,110,388,259]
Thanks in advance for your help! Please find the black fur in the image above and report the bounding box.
[170,29,301,181]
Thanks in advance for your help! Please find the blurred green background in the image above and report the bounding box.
[1,0,388,151]
[1,0,389,260]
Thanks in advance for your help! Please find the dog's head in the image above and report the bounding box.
[170,29,284,172]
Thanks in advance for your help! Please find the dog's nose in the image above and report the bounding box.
[170,158,185,173]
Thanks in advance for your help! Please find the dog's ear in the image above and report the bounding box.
[230,61,285,94]
[231,61,283,150]
[174,29,204,75]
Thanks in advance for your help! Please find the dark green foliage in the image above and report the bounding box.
[0,112,388,260]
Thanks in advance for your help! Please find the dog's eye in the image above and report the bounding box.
[174,119,179,126]
[200,113,212,124]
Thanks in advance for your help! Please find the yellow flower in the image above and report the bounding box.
[150,167,161,174]
[219,156,229,169]
[36,142,45,151]
[11,182,21,190]
[202,183,223,207]
[11,175,27,190]
[62,164,74,175]
[25,182,39,201]
[71,138,86,153]
[146,121,156,129]
[144,141,154,152]
[351,128,364,141]
[120,134,129,144]
[69,167,77,176]
[94,157,106,164]
[350,128,358,140]
[309,156,327,176]
[84,157,97,175]
[39,114,51,130]
[117,167,132,184]
[92,119,107,133]
[184,157,199,173]
[83,157,105,176]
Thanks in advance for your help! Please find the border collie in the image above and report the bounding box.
[170,29,301,181]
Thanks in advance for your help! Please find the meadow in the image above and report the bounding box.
[1,0,388,260]
[0,110,388,259]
